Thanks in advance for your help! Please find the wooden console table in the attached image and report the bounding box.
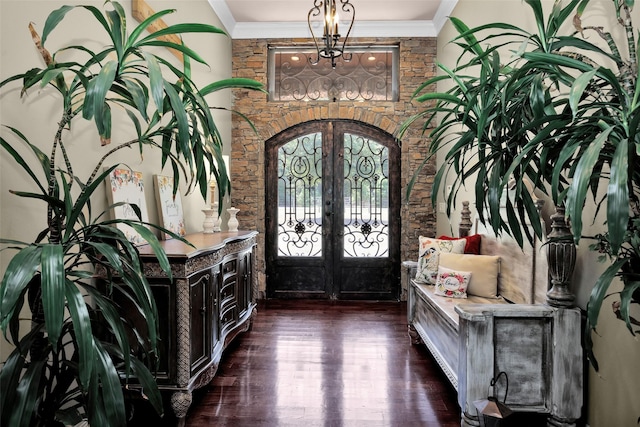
[122,231,258,425]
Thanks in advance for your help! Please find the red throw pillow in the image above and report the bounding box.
[437,234,481,255]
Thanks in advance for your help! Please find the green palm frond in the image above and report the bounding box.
[400,0,640,370]
[0,1,263,426]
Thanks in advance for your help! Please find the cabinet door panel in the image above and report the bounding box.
[190,270,212,375]
[219,303,237,337]
[108,280,174,382]
[222,258,237,275]
[221,263,237,322]
[152,283,174,381]
[211,263,221,348]
[237,250,252,318]
[220,280,235,303]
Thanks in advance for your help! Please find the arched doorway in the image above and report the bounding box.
[265,120,401,300]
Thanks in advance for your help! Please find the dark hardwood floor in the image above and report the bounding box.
[184,299,462,427]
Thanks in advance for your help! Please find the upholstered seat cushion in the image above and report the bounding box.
[413,281,508,329]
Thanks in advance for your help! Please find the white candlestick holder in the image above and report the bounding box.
[202,208,216,234]
[227,207,240,232]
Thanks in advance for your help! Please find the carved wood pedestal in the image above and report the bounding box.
[130,231,257,426]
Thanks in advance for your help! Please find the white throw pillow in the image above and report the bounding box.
[415,237,465,284]
[434,266,472,298]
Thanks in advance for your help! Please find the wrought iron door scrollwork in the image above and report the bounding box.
[342,133,389,257]
[277,133,323,257]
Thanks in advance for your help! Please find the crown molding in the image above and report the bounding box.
[432,0,458,33]
[207,0,237,35]
[208,0,458,39]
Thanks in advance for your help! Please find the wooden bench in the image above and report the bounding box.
[403,205,583,427]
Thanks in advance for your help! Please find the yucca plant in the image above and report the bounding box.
[0,2,262,426]
[399,0,639,369]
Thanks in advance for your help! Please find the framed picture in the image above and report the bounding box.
[105,168,150,245]
[154,174,186,240]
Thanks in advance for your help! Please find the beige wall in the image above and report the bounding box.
[438,1,640,426]
[0,0,233,361]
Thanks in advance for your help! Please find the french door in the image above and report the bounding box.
[265,120,400,300]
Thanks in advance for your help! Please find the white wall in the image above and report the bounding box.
[0,0,233,361]
[437,1,640,426]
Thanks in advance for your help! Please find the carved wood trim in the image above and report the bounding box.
[190,364,219,390]
[414,321,458,390]
[175,278,190,387]
[141,237,257,279]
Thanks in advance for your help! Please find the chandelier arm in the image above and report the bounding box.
[339,0,355,62]
[307,0,324,65]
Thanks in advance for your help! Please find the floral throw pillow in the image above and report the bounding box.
[435,266,472,298]
[415,237,466,284]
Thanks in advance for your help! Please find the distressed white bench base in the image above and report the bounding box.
[404,262,582,427]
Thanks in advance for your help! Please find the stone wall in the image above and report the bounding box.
[231,37,438,299]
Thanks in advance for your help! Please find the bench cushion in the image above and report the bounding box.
[414,281,508,330]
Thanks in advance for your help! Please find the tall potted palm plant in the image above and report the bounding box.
[0,2,262,426]
[399,0,639,368]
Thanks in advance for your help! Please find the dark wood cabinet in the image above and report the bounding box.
[133,231,257,426]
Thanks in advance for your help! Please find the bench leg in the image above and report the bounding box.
[461,410,480,427]
[408,324,422,345]
[547,415,577,427]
